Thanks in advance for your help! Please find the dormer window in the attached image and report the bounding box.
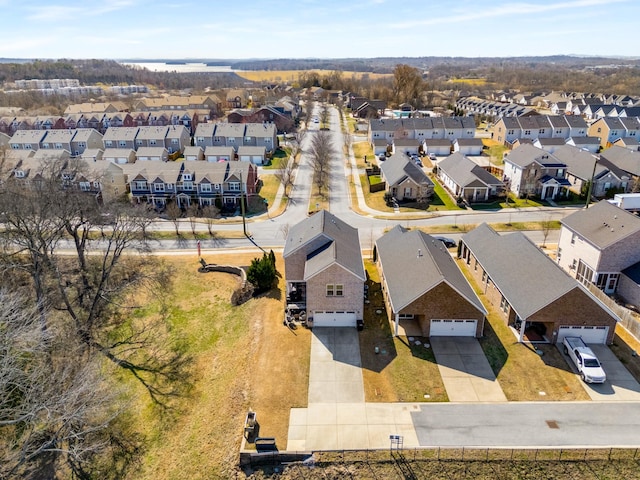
[183,173,192,181]
[15,170,25,178]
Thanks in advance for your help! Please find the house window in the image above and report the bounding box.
[539,129,545,134]
[92,181,100,189]
[183,173,192,181]
[166,183,174,191]
[150,139,157,145]
[154,183,165,192]
[200,183,212,192]
[183,181,193,190]
[171,138,179,144]
[214,183,221,190]
[570,233,576,245]
[118,141,127,147]
[229,182,240,191]
[80,182,90,191]
[576,260,594,286]
[398,314,414,319]
[499,295,509,314]
[335,284,343,296]
[136,140,143,146]
[524,130,531,135]
[228,137,235,143]
[245,137,252,142]
[105,140,113,147]
[481,271,487,283]
[134,181,147,189]
[42,143,50,149]
[196,137,205,144]
[326,284,334,296]
[557,169,564,177]
[15,171,25,178]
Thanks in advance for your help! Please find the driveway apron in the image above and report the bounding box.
[430,337,507,402]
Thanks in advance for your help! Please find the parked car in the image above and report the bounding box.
[563,336,606,383]
[414,158,423,167]
[428,153,437,160]
[433,236,457,248]
[379,154,386,161]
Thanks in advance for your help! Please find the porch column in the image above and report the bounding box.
[394,313,400,337]
[519,319,526,343]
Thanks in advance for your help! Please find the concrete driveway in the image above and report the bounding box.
[430,337,507,402]
[565,344,640,401]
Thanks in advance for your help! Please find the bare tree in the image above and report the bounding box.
[275,157,295,197]
[202,204,220,236]
[309,129,333,196]
[165,201,182,236]
[187,203,199,237]
[392,64,424,109]
[541,215,554,248]
[320,102,330,127]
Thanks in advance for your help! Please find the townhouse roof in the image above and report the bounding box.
[237,146,266,155]
[129,160,183,183]
[32,149,70,162]
[10,130,47,144]
[136,147,168,157]
[136,126,169,140]
[204,146,235,157]
[214,123,246,137]
[454,138,484,147]
[283,210,365,281]
[41,129,75,143]
[103,127,139,142]
[183,160,228,184]
[375,225,485,313]
[568,136,600,145]
[80,149,103,161]
[71,128,102,142]
[245,123,276,137]
[183,146,204,158]
[380,153,434,187]
[438,153,503,188]
[462,223,580,320]
[561,200,640,249]
[194,123,217,137]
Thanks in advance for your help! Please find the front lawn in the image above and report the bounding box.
[126,254,309,480]
[359,261,448,402]
[456,258,590,402]
[352,142,374,168]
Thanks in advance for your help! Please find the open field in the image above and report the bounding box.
[235,69,392,83]
[125,254,309,480]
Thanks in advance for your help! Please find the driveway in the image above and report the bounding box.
[430,337,507,402]
[561,344,640,401]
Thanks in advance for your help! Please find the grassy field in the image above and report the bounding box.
[234,69,392,83]
[125,254,309,480]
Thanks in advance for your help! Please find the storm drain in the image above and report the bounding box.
[546,420,559,429]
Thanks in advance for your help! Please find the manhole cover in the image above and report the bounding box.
[546,420,559,429]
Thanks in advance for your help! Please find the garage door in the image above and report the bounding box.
[557,325,608,344]
[251,155,263,165]
[313,311,357,328]
[430,319,477,337]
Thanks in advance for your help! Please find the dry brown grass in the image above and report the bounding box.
[610,325,640,382]
[234,69,392,83]
[456,258,590,401]
[126,254,309,480]
[359,261,448,403]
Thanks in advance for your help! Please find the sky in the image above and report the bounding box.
[0,0,638,60]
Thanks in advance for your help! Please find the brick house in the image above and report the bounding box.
[459,223,618,344]
[283,210,365,328]
[375,226,486,337]
[380,153,434,202]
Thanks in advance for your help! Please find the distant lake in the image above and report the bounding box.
[121,62,236,73]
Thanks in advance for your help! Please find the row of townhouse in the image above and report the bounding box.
[0,109,211,136]
[1,150,258,210]
[368,116,476,145]
[491,115,590,145]
[588,116,640,149]
[193,122,278,153]
[7,125,192,156]
[456,97,536,119]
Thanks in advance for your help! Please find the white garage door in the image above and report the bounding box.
[557,325,608,344]
[313,311,357,328]
[251,155,263,165]
[430,319,477,337]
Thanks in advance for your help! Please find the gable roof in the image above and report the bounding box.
[552,145,604,180]
[376,225,485,313]
[599,146,640,176]
[504,144,565,168]
[561,200,640,249]
[380,153,434,187]
[438,153,503,188]
[462,223,582,320]
[283,210,365,281]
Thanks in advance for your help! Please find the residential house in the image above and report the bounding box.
[557,201,640,299]
[9,130,47,151]
[243,123,277,152]
[491,115,588,146]
[165,125,190,154]
[393,138,423,156]
[424,139,452,156]
[193,123,217,148]
[553,145,629,198]
[437,153,504,202]
[503,144,570,200]
[380,153,434,202]
[532,137,567,154]
[459,223,618,344]
[227,106,294,133]
[375,225,486,337]
[69,128,103,157]
[226,89,248,109]
[588,117,640,149]
[222,162,258,207]
[67,158,127,202]
[283,210,365,327]
[103,127,139,151]
[135,126,170,150]
[63,101,128,115]
[177,161,228,208]
[613,137,640,151]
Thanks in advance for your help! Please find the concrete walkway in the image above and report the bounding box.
[430,337,507,402]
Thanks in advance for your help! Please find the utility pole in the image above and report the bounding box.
[585,158,598,209]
